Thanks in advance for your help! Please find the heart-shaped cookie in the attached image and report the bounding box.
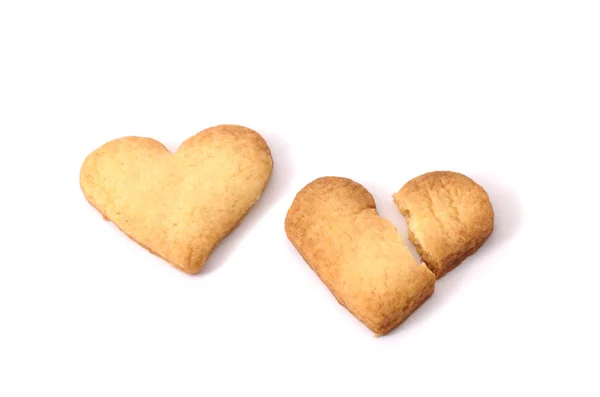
[285,177,436,335]
[80,124,273,274]
[393,171,494,278]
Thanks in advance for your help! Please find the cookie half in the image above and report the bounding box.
[393,171,494,278]
[285,177,436,335]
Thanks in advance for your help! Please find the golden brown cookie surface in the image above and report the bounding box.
[285,177,436,335]
[80,124,273,274]
[393,171,494,278]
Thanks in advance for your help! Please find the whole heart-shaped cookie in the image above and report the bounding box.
[80,124,273,274]
[285,177,436,335]
[393,171,494,278]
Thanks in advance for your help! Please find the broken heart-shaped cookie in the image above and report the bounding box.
[80,124,273,274]
[393,171,494,278]
[285,177,436,335]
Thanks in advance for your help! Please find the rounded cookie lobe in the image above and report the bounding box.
[80,124,273,274]
[285,177,436,335]
[393,171,494,278]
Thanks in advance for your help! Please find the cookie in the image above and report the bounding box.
[285,177,436,335]
[80,124,273,274]
[393,171,494,278]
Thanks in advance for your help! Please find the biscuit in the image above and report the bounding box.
[80,124,273,274]
[393,171,494,278]
[285,177,436,335]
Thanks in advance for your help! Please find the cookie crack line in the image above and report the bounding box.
[424,188,451,242]
[439,179,462,226]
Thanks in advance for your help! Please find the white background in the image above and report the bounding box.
[1,1,599,396]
